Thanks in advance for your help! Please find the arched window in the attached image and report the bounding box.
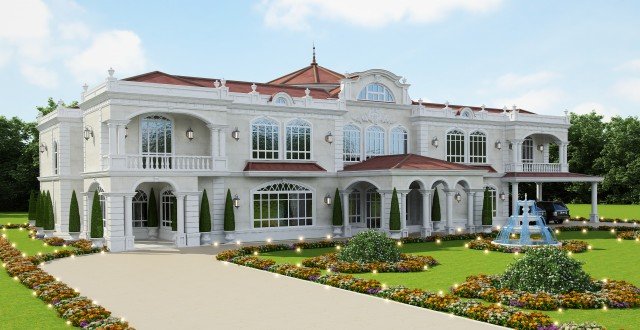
[522,137,534,163]
[161,190,176,230]
[365,188,381,229]
[53,141,58,174]
[343,124,361,162]
[469,131,487,163]
[348,190,361,223]
[251,118,279,159]
[390,127,407,154]
[365,126,385,159]
[446,130,465,163]
[141,115,172,154]
[274,96,288,105]
[132,190,148,228]
[358,83,394,102]
[484,186,497,217]
[252,182,313,228]
[285,119,311,160]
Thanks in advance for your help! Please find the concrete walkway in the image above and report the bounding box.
[43,244,503,330]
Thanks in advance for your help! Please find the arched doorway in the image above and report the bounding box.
[343,180,382,236]
[130,181,177,243]
[406,181,424,234]
[430,180,448,232]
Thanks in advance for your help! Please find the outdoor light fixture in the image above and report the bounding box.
[124,126,128,139]
[325,132,334,144]
[454,192,462,203]
[83,127,93,141]
[324,194,332,205]
[186,128,194,141]
[495,140,502,150]
[39,143,47,153]
[537,144,544,152]
[431,137,439,148]
[499,191,506,201]
[232,194,240,208]
[231,127,240,141]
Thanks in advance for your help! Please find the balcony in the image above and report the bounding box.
[126,154,213,171]
[504,163,566,173]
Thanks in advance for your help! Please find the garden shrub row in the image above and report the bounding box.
[0,235,131,329]
[467,238,589,254]
[617,231,639,240]
[570,217,640,224]
[301,252,438,273]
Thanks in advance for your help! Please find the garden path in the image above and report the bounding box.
[43,243,504,330]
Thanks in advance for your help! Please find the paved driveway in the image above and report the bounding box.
[43,243,503,330]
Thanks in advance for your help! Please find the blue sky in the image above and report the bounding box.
[1,0,639,121]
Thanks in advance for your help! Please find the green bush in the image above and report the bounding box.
[90,190,103,238]
[482,187,492,226]
[432,189,441,221]
[338,230,400,263]
[332,188,343,226]
[500,246,598,294]
[389,188,401,230]
[44,191,55,230]
[147,188,158,227]
[68,190,80,232]
[28,191,37,220]
[224,189,235,231]
[199,189,211,232]
[35,191,43,227]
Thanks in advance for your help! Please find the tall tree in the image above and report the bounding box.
[0,116,39,211]
[69,190,80,232]
[199,190,211,232]
[389,188,401,230]
[332,188,343,226]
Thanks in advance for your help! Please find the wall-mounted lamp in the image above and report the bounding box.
[495,140,502,150]
[537,144,544,152]
[509,142,513,150]
[324,194,332,205]
[124,126,128,139]
[499,191,506,201]
[231,127,240,141]
[39,143,47,153]
[325,132,334,144]
[431,137,439,148]
[454,192,462,203]
[232,194,240,208]
[186,128,194,141]
[83,127,94,141]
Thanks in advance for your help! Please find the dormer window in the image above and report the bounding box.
[357,83,394,102]
[275,96,288,105]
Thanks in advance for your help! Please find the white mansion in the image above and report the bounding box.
[37,53,603,252]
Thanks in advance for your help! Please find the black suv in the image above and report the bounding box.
[536,201,570,224]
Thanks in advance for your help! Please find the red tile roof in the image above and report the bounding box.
[342,154,486,172]
[124,71,334,99]
[243,162,326,172]
[469,165,497,173]
[267,51,344,86]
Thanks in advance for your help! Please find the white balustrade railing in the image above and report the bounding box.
[126,154,212,171]
[504,162,562,173]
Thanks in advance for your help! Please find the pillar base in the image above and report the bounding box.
[106,236,125,252]
[342,226,352,238]
[590,214,599,223]
[421,227,432,237]
[444,226,456,234]
[466,224,475,234]
[125,235,135,250]
[175,233,187,247]
[53,231,74,240]
[186,233,201,247]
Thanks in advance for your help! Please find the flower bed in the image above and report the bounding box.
[466,238,589,254]
[43,237,66,246]
[617,231,639,240]
[570,216,640,224]
[0,235,132,329]
[453,274,640,310]
[301,252,438,273]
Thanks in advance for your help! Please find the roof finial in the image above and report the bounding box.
[311,42,316,65]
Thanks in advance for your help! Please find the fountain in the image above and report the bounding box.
[493,197,560,247]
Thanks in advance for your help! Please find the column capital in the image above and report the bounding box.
[419,189,433,195]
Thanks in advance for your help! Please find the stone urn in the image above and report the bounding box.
[482,225,493,233]
[28,220,36,226]
[200,232,211,245]
[224,231,235,242]
[69,232,80,240]
[43,230,55,238]
[332,226,342,237]
[389,230,402,239]
[148,227,159,239]
[90,238,104,248]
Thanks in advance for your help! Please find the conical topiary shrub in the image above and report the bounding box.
[482,187,492,226]
[147,188,158,227]
[171,196,177,231]
[389,188,401,231]
[199,189,211,232]
[69,190,80,232]
[224,189,235,232]
[431,188,441,221]
[28,191,37,221]
[332,188,343,226]
[90,190,103,238]
[44,191,55,230]
[500,246,598,294]
[35,192,43,227]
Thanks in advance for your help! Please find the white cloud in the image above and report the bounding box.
[58,22,91,40]
[0,0,51,41]
[493,89,565,115]
[496,71,559,90]
[20,64,59,88]
[259,0,503,30]
[612,78,640,104]
[571,102,619,121]
[616,59,640,73]
[67,30,146,83]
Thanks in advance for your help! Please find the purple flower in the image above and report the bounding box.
[80,321,88,327]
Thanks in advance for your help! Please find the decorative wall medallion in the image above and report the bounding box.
[351,109,396,125]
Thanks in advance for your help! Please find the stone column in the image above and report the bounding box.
[340,191,351,237]
[590,182,599,223]
[116,124,126,155]
[446,191,454,234]
[420,189,432,236]
[175,193,186,247]
[560,142,569,172]
[466,190,475,233]
[185,193,201,247]
[80,192,89,239]
[511,182,519,216]
[104,194,125,252]
[380,191,390,233]
[399,191,408,237]
[124,194,134,250]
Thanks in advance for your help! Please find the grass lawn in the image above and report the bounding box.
[1,213,72,329]
[567,204,640,219]
[258,231,640,329]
